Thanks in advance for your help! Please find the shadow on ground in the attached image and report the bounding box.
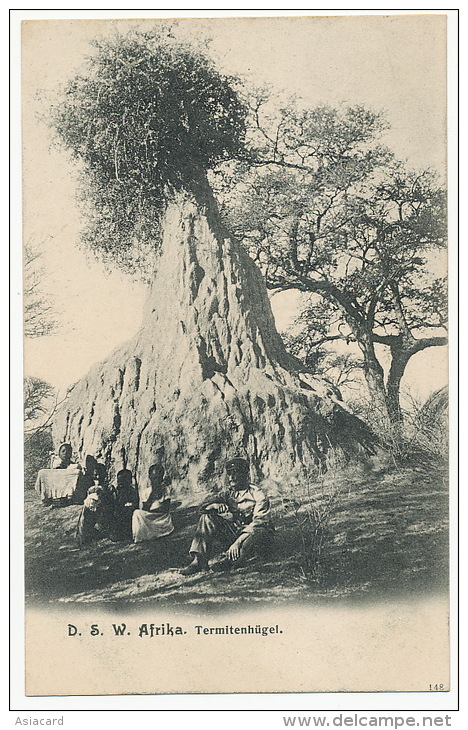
[24,461,449,609]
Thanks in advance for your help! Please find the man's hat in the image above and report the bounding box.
[225,457,249,473]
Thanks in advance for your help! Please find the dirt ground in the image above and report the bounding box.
[24,459,449,610]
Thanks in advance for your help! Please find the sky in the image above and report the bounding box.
[20,13,449,402]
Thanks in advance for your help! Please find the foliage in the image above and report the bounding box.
[283,299,364,390]
[216,94,447,424]
[24,244,58,338]
[347,384,448,466]
[24,376,69,446]
[49,33,447,425]
[402,386,449,462]
[23,245,61,484]
[51,31,247,275]
[24,376,56,425]
[24,427,53,490]
[279,450,352,580]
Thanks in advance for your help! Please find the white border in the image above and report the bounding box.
[8,5,461,723]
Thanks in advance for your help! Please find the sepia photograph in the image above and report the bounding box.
[16,10,454,702]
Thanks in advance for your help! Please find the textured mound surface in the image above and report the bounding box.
[52,188,374,494]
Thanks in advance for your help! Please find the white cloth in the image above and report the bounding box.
[132,489,173,543]
[83,492,101,511]
[132,510,174,543]
[35,468,81,500]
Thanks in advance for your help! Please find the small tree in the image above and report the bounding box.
[24,243,58,338]
[24,376,56,489]
[24,240,62,482]
[218,95,447,426]
[24,376,56,425]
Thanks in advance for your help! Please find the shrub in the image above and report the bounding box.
[277,449,353,580]
[24,428,53,490]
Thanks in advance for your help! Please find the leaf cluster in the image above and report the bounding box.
[24,376,56,424]
[216,97,447,342]
[51,31,247,274]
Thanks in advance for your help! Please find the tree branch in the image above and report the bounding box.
[371,332,399,347]
[408,335,448,355]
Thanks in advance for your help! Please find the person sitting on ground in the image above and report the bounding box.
[76,460,113,546]
[132,463,174,544]
[93,455,108,489]
[181,457,274,575]
[37,443,81,507]
[73,454,97,504]
[54,443,79,470]
[111,469,138,541]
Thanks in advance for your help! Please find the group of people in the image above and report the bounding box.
[40,445,274,573]
[76,453,174,547]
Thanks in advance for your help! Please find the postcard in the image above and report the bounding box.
[18,12,452,703]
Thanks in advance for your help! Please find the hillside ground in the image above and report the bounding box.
[24,456,449,610]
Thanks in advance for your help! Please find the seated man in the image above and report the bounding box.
[181,457,274,575]
[132,463,174,544]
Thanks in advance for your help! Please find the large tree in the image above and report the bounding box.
[217,95,447,426]
[49,32,376,490]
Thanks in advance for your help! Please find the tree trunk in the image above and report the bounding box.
[352,329,393,428]
[52,185,376,496]
[385,335,448,426]
[386,348,412,424]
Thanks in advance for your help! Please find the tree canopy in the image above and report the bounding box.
[50,34,447,426]
[24,376,55,425]
[216,95,447,425]
[51,31,247,274]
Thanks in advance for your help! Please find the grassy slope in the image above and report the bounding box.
[25,459,449,610]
